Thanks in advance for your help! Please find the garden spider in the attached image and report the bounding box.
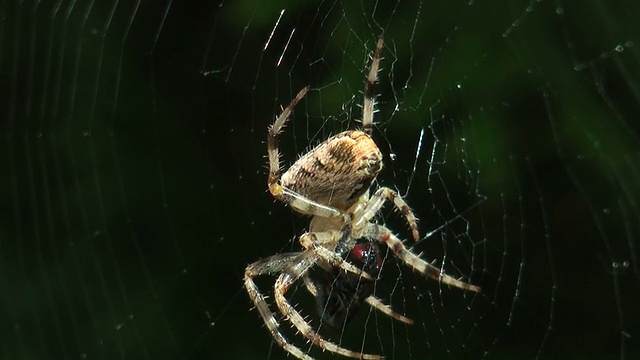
[244,37,480,360]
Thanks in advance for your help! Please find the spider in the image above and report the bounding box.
[244,37,480,360]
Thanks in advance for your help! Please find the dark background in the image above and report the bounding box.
[2,0,640,359]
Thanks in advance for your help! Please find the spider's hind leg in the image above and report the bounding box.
[362,37,384,135]
[266,87,350,223]
[353,187,420,242]
[267,86,309,194]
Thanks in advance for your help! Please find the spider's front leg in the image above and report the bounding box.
[295,237,412,326]
[274,254,383,360]
[367,224,481,292]
[246,250,361,360]
[244,253,314,360]
[365,296,414,325]
[299,230,374,281]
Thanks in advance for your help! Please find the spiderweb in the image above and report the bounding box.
[3,0,639,359]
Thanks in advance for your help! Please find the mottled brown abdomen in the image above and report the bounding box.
[281,130,383,211]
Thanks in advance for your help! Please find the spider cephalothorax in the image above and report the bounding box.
[245,37,480,360]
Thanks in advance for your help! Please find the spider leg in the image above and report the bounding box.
[368,224,480,292]
[268,86,309,193]
[301,259,413,327]
[275,268,384,360]
[267,87,350,223]
[302,273,319,296]
[300,231,374,281]
[246,252,303,275]
[273,186,349,221]
[365,296,414,325]
[353,187,420,242]
[244,253,314,360]
[362,37,384,135]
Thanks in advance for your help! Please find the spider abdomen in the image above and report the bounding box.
[281,130,383,210]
